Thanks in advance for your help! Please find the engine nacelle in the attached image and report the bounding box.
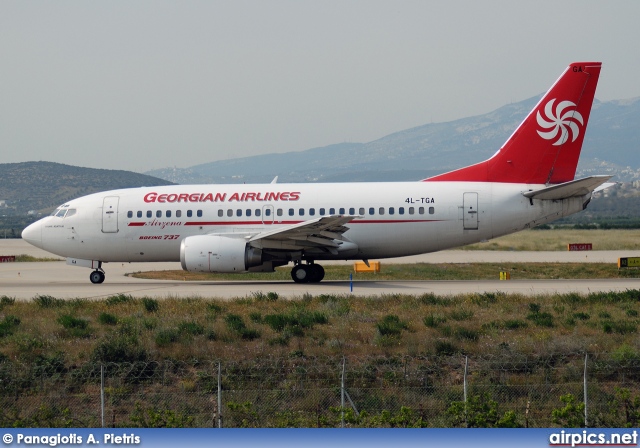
[180,235,264,273]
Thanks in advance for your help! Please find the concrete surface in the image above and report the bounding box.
[1,239,638,300]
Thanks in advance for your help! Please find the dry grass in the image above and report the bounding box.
[1,290,638,364]
[130,262,640,282]
[462,229,640,251]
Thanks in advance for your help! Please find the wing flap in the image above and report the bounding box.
[248,215,359,251]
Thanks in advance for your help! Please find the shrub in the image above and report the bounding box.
[454,327,479,341]
[106,294,133,305]
[449,309,474,321]
[91,336,148,364]
[33,295,64,308]
[0,296,15,308]
[142,298,159,313]
[504,319,528,330]
[434,341,459,356]
[98,313,118,325]
[423,313,447,328]
[527,304,554,327]
[376,315,408,337]
[0,315,20,337]
[177,321,205,336]
[551,394,585,428]
[155,329,180,346]
[225,314,261,340]
[57,314,88,330]
[57,314,92,338]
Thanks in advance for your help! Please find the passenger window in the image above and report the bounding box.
[409,207,415,215]
[289,208,294,216]
[166,210,171,218]
[187,210,192,218]
[277,209,283,216]
[309,208,315,216]
[299,208,305,216]
[218,210,223,217]
[156,210,162,218]
[197,210,203,217]
[349,208,355,215]
[330,208,335,215]
[340,208,346,214]
[137,211,142,218]
[236,209,242,217]
[176,210,182,218]
[127,211,133,218]
[418,207,424,215]
[147,211,152,218]
[227,209,233,217]
[368,207,374,215]
[246,209,252,217]
[429,207,435,215]
[359,208,365,215]
[389,207,395,215]
[379,207,385,215]
[256,209,261,217]
[399,207,405,215]
[319,208,325,216]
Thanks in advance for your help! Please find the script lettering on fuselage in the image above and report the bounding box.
[143,191,301,203]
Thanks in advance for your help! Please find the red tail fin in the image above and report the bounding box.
[425,62,601,184]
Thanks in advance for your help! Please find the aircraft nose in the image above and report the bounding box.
[22,220,43,248]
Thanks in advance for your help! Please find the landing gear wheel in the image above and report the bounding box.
[291,264,310,283]
[89,270,105,284]
[308,264,325,283]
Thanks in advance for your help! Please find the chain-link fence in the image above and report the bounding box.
[0,352,638,427]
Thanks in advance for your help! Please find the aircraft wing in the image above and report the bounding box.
[523,175,613,200]
[247,215,359,251]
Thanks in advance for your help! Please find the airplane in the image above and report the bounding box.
[22,61,610,284]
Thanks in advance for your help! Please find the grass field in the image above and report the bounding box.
[130,262,640,282]
[461,228,640,251]
[1,288,639,364]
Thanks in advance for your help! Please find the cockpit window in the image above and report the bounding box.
[50,208,61,216]
[65,209,77,218]
[55,209,67,218]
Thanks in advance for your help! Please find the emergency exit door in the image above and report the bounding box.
[102,196,119,233]
[463,192,478,230]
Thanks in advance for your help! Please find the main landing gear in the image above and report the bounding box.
[89,268,106,284]
[291,262,325,283]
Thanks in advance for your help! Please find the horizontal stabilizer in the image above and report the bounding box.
[523,175,613,200]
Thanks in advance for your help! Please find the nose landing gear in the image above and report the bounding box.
[291,263,325,283]
[89,269,106,284]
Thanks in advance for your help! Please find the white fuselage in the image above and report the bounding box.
[27,180,587,263]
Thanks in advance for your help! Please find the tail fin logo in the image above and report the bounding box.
[536,99,584,145]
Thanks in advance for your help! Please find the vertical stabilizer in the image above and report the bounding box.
[425,62,601,184]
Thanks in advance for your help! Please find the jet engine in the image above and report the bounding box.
[180,235,266,273]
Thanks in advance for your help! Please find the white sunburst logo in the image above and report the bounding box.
[536,99,584,145]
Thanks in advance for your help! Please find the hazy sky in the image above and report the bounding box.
[2,1,639,173]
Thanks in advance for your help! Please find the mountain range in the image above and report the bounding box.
[145,95,640,184]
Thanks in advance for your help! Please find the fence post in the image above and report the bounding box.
[217,362,223,428]
[341,357,345,428]
[584,353,588,428]
[464,356,468,427]
[100,364,105,428]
